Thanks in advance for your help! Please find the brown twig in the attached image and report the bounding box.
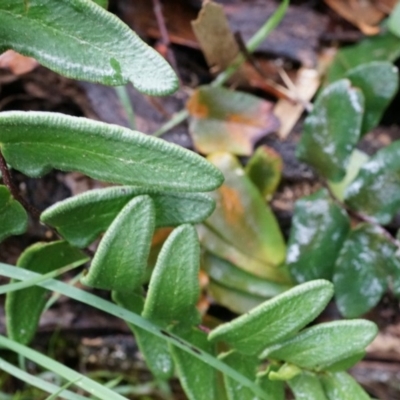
[0,151,41,220]
[152,0,180,77]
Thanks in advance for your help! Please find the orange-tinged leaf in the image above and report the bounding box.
[187,86,279,155]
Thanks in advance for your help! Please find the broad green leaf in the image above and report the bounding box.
[0,0,177,95]
[0,185,28,242]
[143,224,201,329]
[81,196,155,292]
[333,224,392,318]
[208,280,334,355]
[345,141,400,224]
[328,149,369,201]
[296,80,364,182]
[220,351,259,400]
[0,111,223,192]
[287,189,350,283]
[187,86,279,156]
[261,320,377,371]
[202,252,291,299]
[324,351,365,373]
[346,61,398,135]
[326,30,400,83]
[170,327,217,400]
[41,186,215,248]
[203,152,288,281]
[91,0,107,8]
[245,146,282,199]
[112,290,175,380]
[288,372,328,400]
[321,372,370,400]
[6,241,87,344]
[389,3,400,38]
[256,367,284,400]
[208,280,266,314]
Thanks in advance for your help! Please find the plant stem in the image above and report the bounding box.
[114,86,136,130]
[152,0,289,137]
[0,151,41,219]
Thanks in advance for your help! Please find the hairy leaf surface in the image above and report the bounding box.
[0,0,177,95]
[0,112,223,192]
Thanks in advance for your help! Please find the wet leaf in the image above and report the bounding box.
[41,186,215,248]
[288,372,328,400]
[0,185,28,243]
[201,153,288,282]
[261,320,377,371]
[333,224,393,318]
[0,0,177,95]
[187,86,279,156]
[346,61,398,134]
[6,241,88,344]
[326,30,400,83]
[208,281,265,314]
[389,3,400,37]
[0,111,223,192]
[220,351,259,400]
[81,196,155,292]
[208,280,334,356]
[112,290,175,380]
[345,141,400,224]
[320,372,371,400]
[143,225,201,329]
[245,146,283,199]
[328,149,369,202]
[170,327,218,400]
[202,252,291,299]
[296,79,364,182]
[287,189,350,283]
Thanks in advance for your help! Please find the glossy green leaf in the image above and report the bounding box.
[41,187,215,248]
[321,372,370,400]
[170,327,217,400]
[245,145,283,199]
[328,150,369,202]
[326,30,400,83]
[91,0,107,8]
[187,86,279,156]
[346,61,398,134]
[220,351,259,400]
[143,224,201,329]
[208,280,334,355]
[261,320,377,371]
[0,185,28,242]
[202,152,288,282]
[345,141,400,224]
[202,252,291,299]
[0,111,223,192]
[296,79,364,182]
[6,241,88,344]
[0,0,177,95]
[288,372,328,400]
[333,224,393,318]
[208,280,266,314]
[112,290,175,380]
[385,248,400,298]
[81,196,155,292]
[287,189,350,283]
[389,3,400,38]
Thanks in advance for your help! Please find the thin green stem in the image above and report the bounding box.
[115,86,136,130]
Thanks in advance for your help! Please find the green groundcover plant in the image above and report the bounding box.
[0,1,380,399]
